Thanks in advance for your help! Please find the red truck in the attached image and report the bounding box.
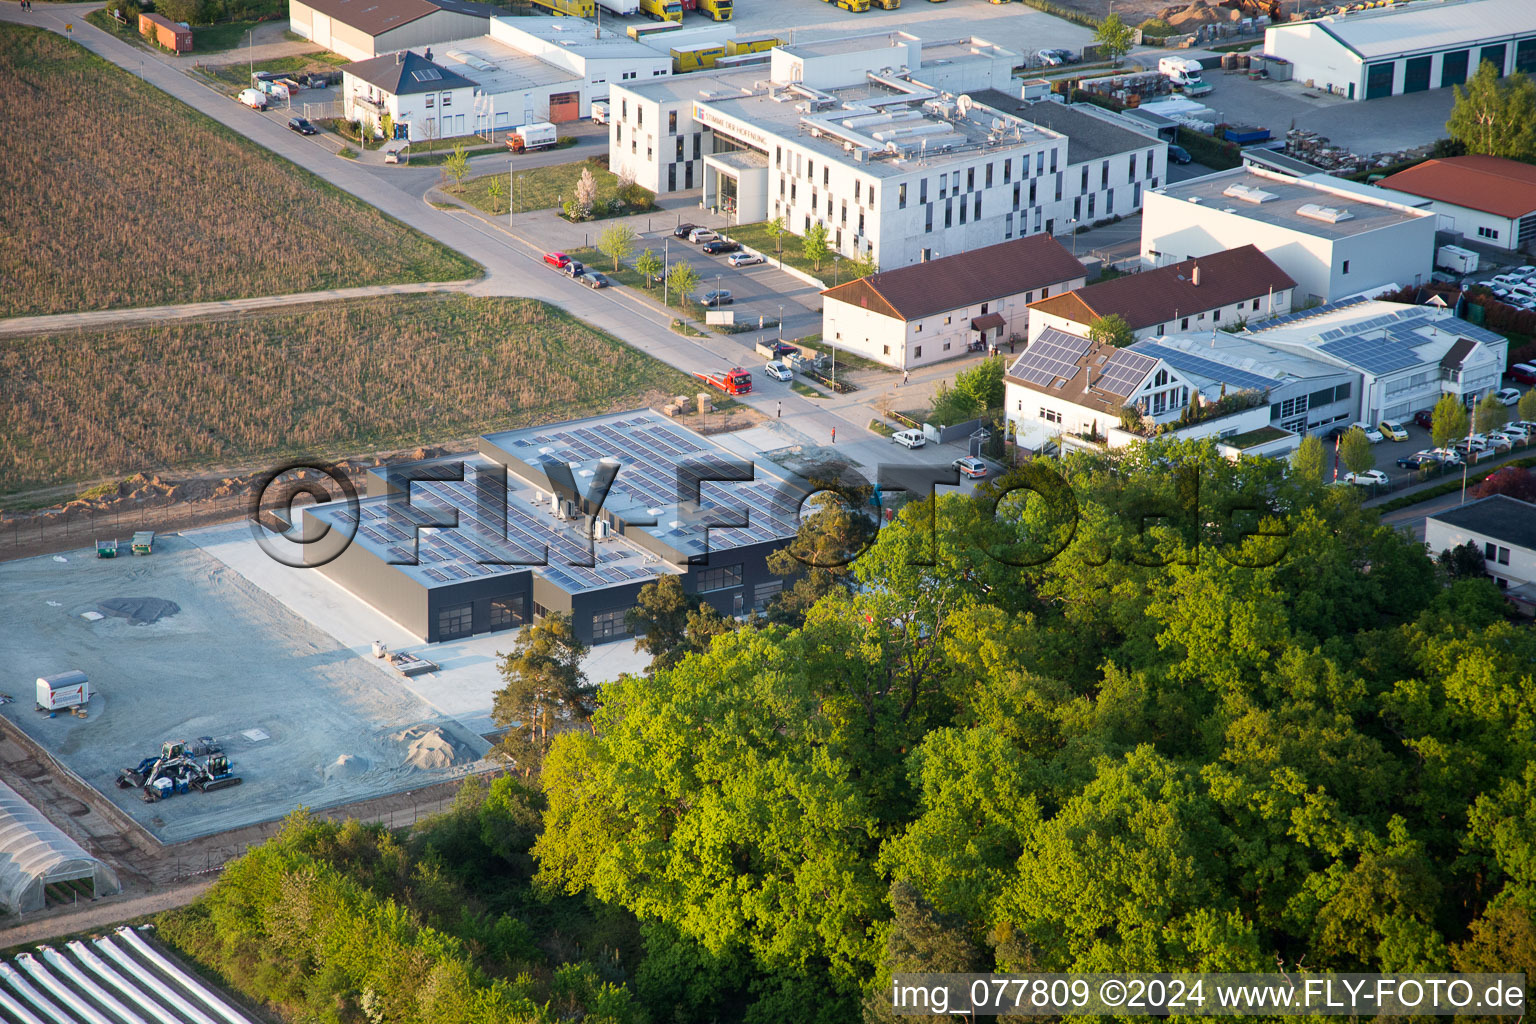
[694,367,752,395]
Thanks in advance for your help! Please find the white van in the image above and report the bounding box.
[892,429,926,449]
[591,102,608,124]
[237,88,268,111]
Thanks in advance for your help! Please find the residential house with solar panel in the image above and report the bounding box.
[343,49,478,142]
[1004,325,1351,456]
[1025,244,1296,345]
[1245,298,1510,425]
[1142,167,1436,304]
[300,409,806,645]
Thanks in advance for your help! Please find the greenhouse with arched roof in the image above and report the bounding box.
[0,779,120,914]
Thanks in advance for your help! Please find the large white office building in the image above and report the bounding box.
[607,31,1167,269]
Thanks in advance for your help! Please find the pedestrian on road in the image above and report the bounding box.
[902,369,909,386]
[831,427,836,444]
[777,401,781,418]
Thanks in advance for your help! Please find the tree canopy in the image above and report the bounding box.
[1088,313,1135,348]
[1445,61,1536,162]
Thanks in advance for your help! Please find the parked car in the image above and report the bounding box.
[1344,469,1390,487]
[287,117,317,135]
[1396,451,1441,469]
[1412,409,1435,429]
[1168,144,1192,165]
[1428,447,1464,465]
[1053,48,1081,64]
[1514,265,1536,276]
[1453,439,1490,459]
[1035,49,1063,66]
[764,360,794,381]
[237,88,268,111]
[1483,433,1514,452]
[688,228,719,244]
[1494,387,1522,405]
[562,260,586,279]
[892,429,926,449]
[1378,419,1408,441]
[579,271,610,289]
[701,289,733,306]
[728,251,766,268]
[702,240,741,255]
[953,456,988,479]
[672,223,698,239]
[1507,362,1536,385]
[543,251,571,269]
[1505,420,1536,438]
[1350,421,1385,443]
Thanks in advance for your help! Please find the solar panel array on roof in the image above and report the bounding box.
[1251,295,1371,331]
[1318,334,1422,374]
[1011,330,1092,387]
[1094,349,1158,397]
[1128,340,1281,392]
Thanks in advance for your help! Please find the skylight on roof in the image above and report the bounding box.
[1296,203,1353,224]
[411,68,443,82]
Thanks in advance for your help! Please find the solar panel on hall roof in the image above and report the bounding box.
[1128,341,1280,392]
[1095,349,1157,397]
[1319,336,1420,374]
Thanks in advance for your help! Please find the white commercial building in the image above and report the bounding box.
[1380,155,1536,253]
[342,17,672,139]
[818,234,1086,370]
[1141,166,1437,304]
[1245,297,1509,425]
[1263,0,1536,100]
[608,31,1167,269]
[1425,495,1536,611]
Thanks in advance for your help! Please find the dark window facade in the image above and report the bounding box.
[697,563,743,592]
[1480,44,1508,76]
[591,607,628,640]
[437,603,473,640]
[489,596,525,630]
[1441,49,1470,87]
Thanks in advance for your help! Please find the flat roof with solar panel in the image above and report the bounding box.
[305,409,806,599]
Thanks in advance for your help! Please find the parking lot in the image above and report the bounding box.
[642,222,828,338]
[1341,393,1534,494]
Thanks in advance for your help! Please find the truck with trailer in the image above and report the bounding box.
[507,122,559,153]
[726,34,782,56]
[694,367,753,395]
[628,20,684,40]
[594,0,640,13]
[36,672,90,713]
[824,0,871,11]
[530,0,596,15]
[639,0,684,20]
[673,43,728,72]
[678,0,732,19]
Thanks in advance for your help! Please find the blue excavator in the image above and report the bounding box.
[116,739,242,802]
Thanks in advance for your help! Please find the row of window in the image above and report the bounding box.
[1478,225,1501,240]
[1484,542,1512,566]
[436,597,526,640]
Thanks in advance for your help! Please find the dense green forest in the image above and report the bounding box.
[164,440,1536,1022]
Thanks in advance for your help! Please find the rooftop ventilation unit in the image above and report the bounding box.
[1222,183,1277,204]
[1296,203,1353,224]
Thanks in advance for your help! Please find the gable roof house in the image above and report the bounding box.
[819,234,1087,370]
[1026,244,1297,343]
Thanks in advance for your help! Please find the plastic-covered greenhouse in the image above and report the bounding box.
[0,780,120,914]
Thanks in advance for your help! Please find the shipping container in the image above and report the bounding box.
[138,12,192,53]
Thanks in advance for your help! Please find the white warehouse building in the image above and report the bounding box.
[1263,0,1536,100]
[607,31,1167,270]
[1141,166,1437,304]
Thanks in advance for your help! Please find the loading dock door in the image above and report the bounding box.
[1364,62,1395,99]
[1441,49,1469,87]
[1480,44,1507,76]
[1403,56,1431,93]
[548,91,579,123]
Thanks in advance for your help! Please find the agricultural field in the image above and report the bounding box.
[0,294,696,494]
[0,26,478,318]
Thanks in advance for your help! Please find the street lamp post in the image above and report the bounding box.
[778,304,784,340]
[663,237,670,306]
[247,28,254,78]
[828,318,836,390]
[1068,218,1080,258]
[508,161,514,227]
[833,255,842,285]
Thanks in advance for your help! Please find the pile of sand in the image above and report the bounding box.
[94,597,181,625]
[324,754,370,782]
[392,726,468,770]
[1160,0,1245,25]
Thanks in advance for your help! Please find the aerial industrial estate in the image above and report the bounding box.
[3,0,1536,1019]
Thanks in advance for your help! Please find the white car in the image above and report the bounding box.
[1344,470,1390,487]
[1514,265,1536,275]
[952,456,988,479]
[764,360,793,382]
[728,251,765,268]
[687,228,718,244]
[1036,49,1063,66]
[1428,447,1463,465]
[1350,421,1385,443]
[892,429,927,449]
[1494,387,1522,405]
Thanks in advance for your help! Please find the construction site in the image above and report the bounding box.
[0,532,493,847]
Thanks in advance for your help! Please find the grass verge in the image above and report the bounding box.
[85,8,147,46]
[0,25,478,317]
[787,333,894,374]
[791,380,825,399]
[458,156,653,219]
[200,51,347,88]
[723,221,867,283]
[0,294,697,493]
[567,246,710,323]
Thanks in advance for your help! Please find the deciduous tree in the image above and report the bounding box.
[1445,61,1536,162]
[667,260,699,312]
[634,246,662,286]
[574,166,598,220]
[1094,12,1134,65]
[766,215,786,258]
[1432,392,1470,449]
[485,175,505,213]
[443,143,470,193]
[1291,434,1326,484]
[597,223,636,271]
[1339,426,1375,475]
[1088,312,1135,348]
[803,221,830,271]
[1474,391,1509,434]
[1519,387,1536,423]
